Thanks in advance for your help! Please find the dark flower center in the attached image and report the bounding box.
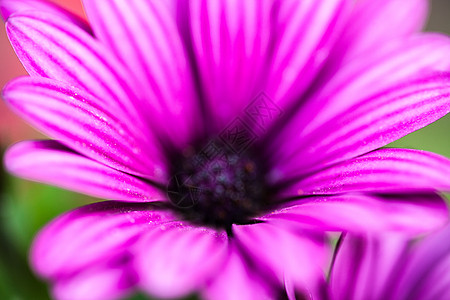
[167,141,269,232]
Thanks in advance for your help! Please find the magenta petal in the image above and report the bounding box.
[262,193,448,235]
[272,73,450,178]
[187,0,274,129]
[5,10,149,132]
[52,264,135,300]
[31,201,175,279]
[327,0,427,71]
[202,243,273,300]
[136,223,228,299]
[3,77,166,178]
[82,0,200,149]
[265,0,352,108]
[285,148,450,196]
[284,34,450,148]
[234,222,329,294]
[330,235,409,300]
[393,225,450,300]
[289,34,450,144]
[330,228,450,300]
[0,0,91,33]
[4,140,163,201]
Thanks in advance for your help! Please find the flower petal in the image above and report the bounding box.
[262,193,448,235]
[288,34,450,144]
[329,235,409,300]
[234,222,329,296]
[31,201,174,279]
[285,148,450,196]
[330,228,450,300]
[187,0,353,131]
[265,0,352,108]
[5,10,149,132]
[52,262,136,300]
[329,0,428,69]
[187,0,274,129]
[82,0,201,149]
[4,140,163,201]
[136,222,228,299]
[0,0,91,33]
[202,242,274,300]
[270,73,450,179]
[3,77,166,179]
[394,225,450,300]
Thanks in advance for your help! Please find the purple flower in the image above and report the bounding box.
[2,0,450,299]
[327,226,450,300]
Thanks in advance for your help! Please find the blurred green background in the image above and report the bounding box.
[0,1,450,299]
